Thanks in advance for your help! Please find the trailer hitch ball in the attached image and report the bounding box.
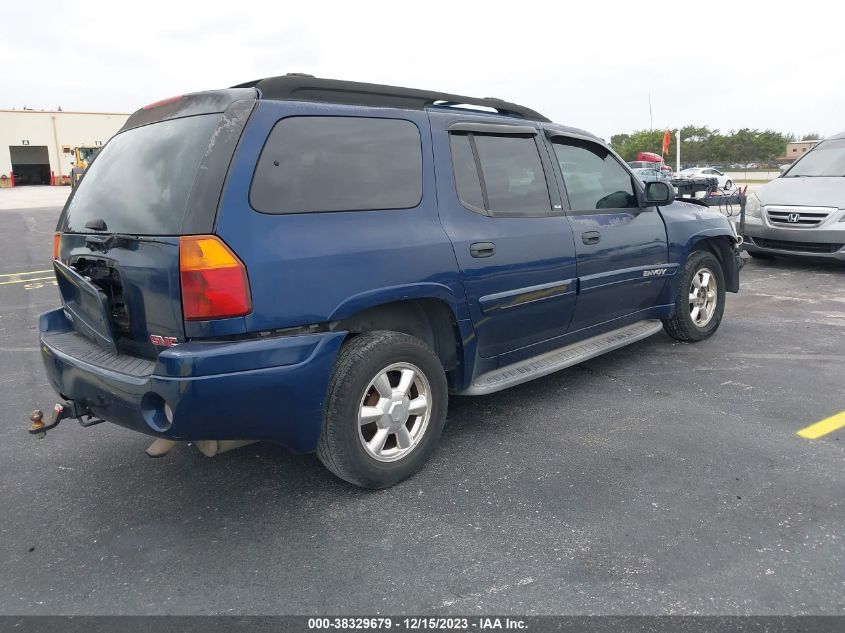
[29,410,46,439]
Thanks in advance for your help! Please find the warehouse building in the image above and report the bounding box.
[0,109,128,187]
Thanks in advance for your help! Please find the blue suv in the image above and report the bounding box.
[38,75,741,488]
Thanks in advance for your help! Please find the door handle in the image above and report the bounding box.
[582,231,601,245]
[470,242,496,258]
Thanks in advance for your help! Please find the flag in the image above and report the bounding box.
[662,129,671,157]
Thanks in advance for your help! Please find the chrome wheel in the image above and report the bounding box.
[689,267,718,327]
[357,362,431,463]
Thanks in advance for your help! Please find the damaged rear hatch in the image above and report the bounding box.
[54,89,256,359]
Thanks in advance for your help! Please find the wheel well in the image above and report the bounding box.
[692,236,739,292]
[332,299,460,370]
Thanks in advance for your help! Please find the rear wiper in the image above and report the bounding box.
[84,233,173,253]
[85,233,141,253]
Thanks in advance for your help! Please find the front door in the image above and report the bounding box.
[545,133,670,332]
[430,112,578,359]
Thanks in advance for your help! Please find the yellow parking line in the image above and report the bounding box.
[797,410,845,439]
[0,269,52,278]
[0,276,56,286]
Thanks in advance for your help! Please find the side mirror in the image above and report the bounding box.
[643,181,674,206]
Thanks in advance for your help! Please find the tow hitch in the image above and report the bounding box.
[28,401,105,439]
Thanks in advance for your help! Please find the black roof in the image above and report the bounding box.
[232,74,550,122]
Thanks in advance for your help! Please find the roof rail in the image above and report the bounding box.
[231,74,550,122]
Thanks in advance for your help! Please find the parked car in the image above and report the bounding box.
[741,132,845,262]
[632,167,672,183]
[676,167,733,189]
[628,160,672,173]
[38,75,742,488]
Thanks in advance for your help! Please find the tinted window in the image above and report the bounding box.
[474,135,550,216]
[450,134,485,211]
[552,138,638,210]
[250,117,422,213]
[449,133,551,217]
[64,114,221,235]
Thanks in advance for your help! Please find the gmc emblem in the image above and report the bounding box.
[149,335,179,347]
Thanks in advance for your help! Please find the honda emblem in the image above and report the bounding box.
[787,213,801,223]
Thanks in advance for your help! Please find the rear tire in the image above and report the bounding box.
[317,331,448,489]
[662,250,726,342]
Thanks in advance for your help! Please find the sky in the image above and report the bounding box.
[1,0,842,141]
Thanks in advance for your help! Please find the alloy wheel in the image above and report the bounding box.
[357,362,432,462]
[689,267,718,327]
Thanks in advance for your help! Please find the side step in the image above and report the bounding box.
[462,320,664,396]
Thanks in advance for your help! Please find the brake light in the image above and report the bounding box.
[142,95,184,110]
[53,232,61,260]
[179,236,251,321]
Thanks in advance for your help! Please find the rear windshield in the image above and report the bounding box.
[63,114,221,235]
[786,139,845,177]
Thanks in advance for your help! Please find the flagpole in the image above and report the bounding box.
[676,129,681,173]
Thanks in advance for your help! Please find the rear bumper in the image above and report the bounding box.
[39,309,345,452]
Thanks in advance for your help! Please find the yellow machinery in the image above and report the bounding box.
[70,146,100,188]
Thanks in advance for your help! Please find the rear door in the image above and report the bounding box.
[430,112,578,359]
[544,132,670,332]
[55,90,255,358]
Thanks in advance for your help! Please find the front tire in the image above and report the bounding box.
[662,250,726,342]
[317,331,448,489]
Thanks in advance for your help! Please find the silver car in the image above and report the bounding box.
[632,167,672,183]
[741,132,845,262]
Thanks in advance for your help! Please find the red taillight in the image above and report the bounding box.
[179,236,251,321]
[53,232,61,260]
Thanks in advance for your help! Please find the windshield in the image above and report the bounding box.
[77,148,98,162]
[63,114,221,235]
[786,139,845,177]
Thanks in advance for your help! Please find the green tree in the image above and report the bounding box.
[610,125,791,165]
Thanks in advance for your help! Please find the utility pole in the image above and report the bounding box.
[648,93,653,154]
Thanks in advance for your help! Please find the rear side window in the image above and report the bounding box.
[63,114,222,235]
[450,133,551,217]
[449,135,485,211]
[250,117,422,214]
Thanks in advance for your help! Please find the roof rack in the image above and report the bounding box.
[231,74,550,122]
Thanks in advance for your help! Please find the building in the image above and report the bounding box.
[778,139,822,164]
[0,109,128,187]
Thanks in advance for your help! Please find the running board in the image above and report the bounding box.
[462,320,664,396]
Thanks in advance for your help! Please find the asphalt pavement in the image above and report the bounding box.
[0,192,843,615]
